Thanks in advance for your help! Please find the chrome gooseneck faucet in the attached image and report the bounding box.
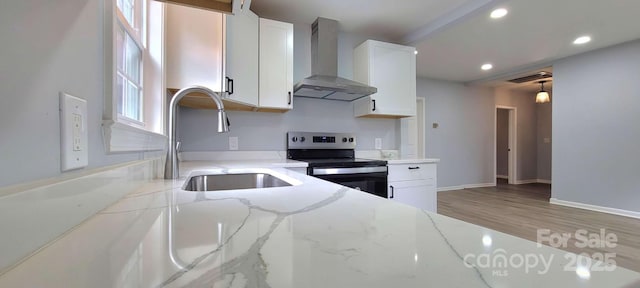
[164,86,230,179]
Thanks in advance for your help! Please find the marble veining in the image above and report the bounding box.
[164,187,349,287]
[425,212,492,288]
[1,161,639,287]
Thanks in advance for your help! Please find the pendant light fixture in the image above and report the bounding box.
[536,81,551,103]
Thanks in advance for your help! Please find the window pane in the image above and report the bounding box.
[125,81,141,121]
[116,26,125,71]
[117,0,135,28]
[125,33,141,83]
[114,0,144,124]
[116,74,124,115]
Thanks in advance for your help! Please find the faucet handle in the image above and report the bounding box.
[176,141,182,161]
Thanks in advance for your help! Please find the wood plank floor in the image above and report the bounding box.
[438,180,640,272]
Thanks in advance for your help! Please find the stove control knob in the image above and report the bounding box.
[292,137,298,142]
[300,137,306,142]
[342,137,348,143]
[348,137,355,143]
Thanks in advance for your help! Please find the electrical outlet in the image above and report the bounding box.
[229,136,239,150]
[375,138,382,150]
[60,92,88,171]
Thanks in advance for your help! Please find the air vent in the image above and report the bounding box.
[508,71,553,83]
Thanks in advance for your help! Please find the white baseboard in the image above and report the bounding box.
[496,175,508,179]
[514,179,552,185]
[537,179,552,184]
[438,183,495,192]
[550,198,640,220]
[438,186,464,192]
[514,179,538,185]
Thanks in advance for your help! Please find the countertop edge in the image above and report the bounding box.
[386,158,440,164]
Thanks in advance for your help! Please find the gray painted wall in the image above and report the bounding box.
[0,0,145,188]
[417,78,495,188]
[495,89,538,181]
[496,109,509,177]
[553,39,640,212]
[537,102,552,181]
[179,23,397,152]
[179,98,397,151]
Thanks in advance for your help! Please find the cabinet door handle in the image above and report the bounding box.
[288,91,292,105]
[389,185,394,199]
[225,77,234,95]
[372,99,376,111]
[408,166,421,170]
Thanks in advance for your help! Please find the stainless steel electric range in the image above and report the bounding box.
[287,132,388,198]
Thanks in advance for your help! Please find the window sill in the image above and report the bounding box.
[102,120,166,153]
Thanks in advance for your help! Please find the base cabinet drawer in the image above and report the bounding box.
[388,163,436,182]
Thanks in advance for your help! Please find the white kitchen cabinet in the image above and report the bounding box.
[353,40,416,118]
[166,4,225,92]
[165,4,293,112]
[155,0,241,15]
[388,162,437,213]
[259,18,294,110]
[225,8,259,107]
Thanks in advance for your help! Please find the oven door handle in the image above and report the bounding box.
[311,166,387,175]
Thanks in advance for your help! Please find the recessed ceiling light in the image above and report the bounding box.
[414,50,419,55]
[490,8,508,19]
[481,63,493,71]
[573,36,591,45]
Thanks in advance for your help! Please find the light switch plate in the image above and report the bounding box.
[229,136,239,150]
[60,92,88,171]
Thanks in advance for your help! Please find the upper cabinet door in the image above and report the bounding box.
[258,18,293,110]
[165,3,224,92]
[353,40,416,118]
[154,0,238,14]
[225,9,259,106]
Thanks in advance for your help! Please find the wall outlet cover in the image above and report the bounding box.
[229,136,239,150]
[60,92,88,171]
[375,138,382,150]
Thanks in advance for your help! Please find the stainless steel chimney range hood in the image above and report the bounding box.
[293,18,377,101]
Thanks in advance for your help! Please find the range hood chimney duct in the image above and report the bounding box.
[312,17,338,76]
[293,18,377,101]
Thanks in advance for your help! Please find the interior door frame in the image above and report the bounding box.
[495,106,517,185]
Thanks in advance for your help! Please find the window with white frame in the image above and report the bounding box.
[103,0,166,152]
[115,0,144,123]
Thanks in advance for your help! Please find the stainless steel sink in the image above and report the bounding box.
[183,173,293,191]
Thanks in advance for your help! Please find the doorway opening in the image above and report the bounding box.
[495,106,517,185]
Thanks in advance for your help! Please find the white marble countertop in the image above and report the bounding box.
[1,160,638,287]
[386,158,440,164]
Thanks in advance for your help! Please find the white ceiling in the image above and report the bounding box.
[250,0,470,40]
[251,0,640,84]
